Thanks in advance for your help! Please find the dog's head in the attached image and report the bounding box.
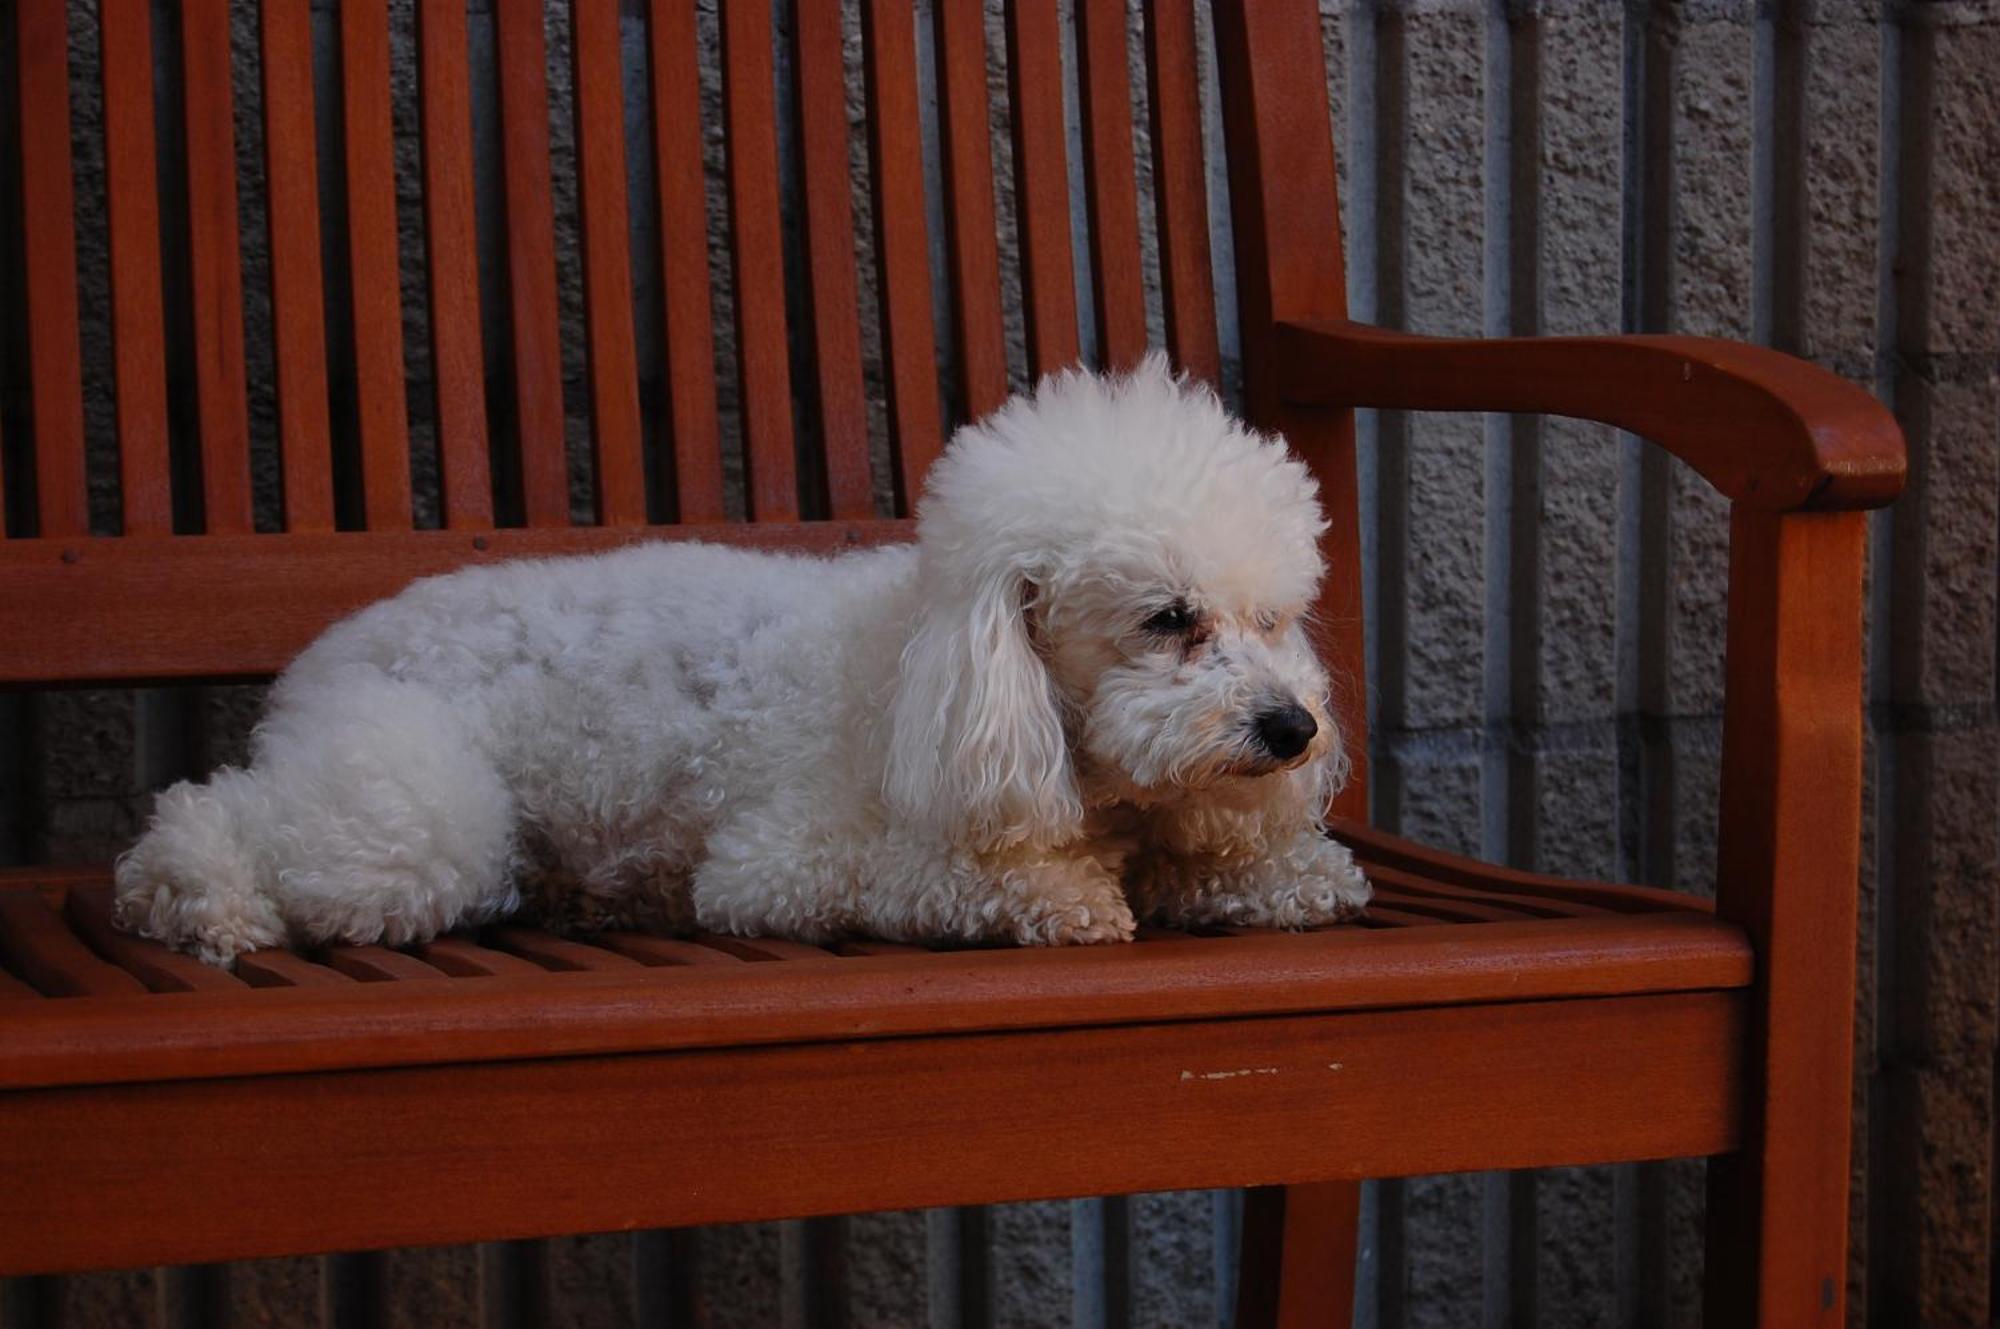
[885,353,1342,852]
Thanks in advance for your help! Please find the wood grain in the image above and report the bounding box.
[416,0,495,529]
[1075,0,1147,372]
[0,993,1745,1274]
[1003,1,1080,376]
[1142,0,1219,384]
[1276,319,1907,512]
[260,0,336,533]
[97,0,173,534]
[1,912,1746,1090]
[931,0,1009,421]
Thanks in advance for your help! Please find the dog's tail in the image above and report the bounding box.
[114,768,288,967]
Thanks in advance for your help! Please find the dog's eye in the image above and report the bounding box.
[1142,601,1197,636]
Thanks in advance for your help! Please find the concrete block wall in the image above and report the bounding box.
[1,1,1995,1325]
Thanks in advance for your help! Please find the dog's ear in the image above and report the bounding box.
[884,566,1082,852]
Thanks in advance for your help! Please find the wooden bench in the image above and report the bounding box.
[0,2,1903,1323]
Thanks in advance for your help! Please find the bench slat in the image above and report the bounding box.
[235,950,356,989]
[570,0,647,527]
[1005,1,1080,377]
[861,0,945,510]
[487,927,644,973]
[342,0,415,531]
[320,946,450,983]
[98,0,173,535]
[180,0,255,534]
[590,933,747,966]
[0,893,146,997]
[1362,864,1611,921]
[644,0,726,523]
[1076,0,1148,372]
[932,0,1009,421]
[416,0,495,530]
[720,0,799,521]
[697,936,840,963]
[260,0,337,533]
[790,0,873,521]
[494,0,571,526]
[62,886,247,992]
[411,937,547,979]
[1142,0,1220,384]
[16,0,88,538]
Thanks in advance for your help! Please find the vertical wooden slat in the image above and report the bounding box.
[259,0,336,533]
[719,0,798,521]
[1142,0,1220,385]
[644,0,724,523]
[570,0,646,526]
[789,0,873,521]
[1003,1,1079,379]
[415,0,493,529]
[1073,0,1146,372]
[342,0,414,530]
[16,0,88,537]
[932,0,1008,422]
[493,0,570,526]
[861,0,944,512]
[179,0,254,533]
[98,0,173,535]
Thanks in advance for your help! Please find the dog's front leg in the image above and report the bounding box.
[1131,830,1370,930]
[857,833,1137,946]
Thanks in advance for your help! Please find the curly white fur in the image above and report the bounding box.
[115,355,1371,966]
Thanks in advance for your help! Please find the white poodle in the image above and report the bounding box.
[115,355,1371,966]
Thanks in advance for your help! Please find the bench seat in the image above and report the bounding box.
[0,824,1750,1277]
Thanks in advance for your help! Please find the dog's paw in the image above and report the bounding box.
[1018,891,1138,946]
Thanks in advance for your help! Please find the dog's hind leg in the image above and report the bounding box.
[116,667,520,965]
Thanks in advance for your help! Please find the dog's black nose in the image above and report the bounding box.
[1253,704,1318,761]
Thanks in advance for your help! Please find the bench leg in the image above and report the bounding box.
[1234,1182,1359,1328]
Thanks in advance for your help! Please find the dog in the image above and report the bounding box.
[114,354,1371,966]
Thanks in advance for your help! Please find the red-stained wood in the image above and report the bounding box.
[0,520,912,684]
[0,992,1745,1275]
[1004,2,1080,377]
[644,0,725,523]
[1276,320,1906,512]
[1236,1182,1361,1329]
[235,950,356,990]
[0,913,1750,1090]
[319,946,450,984]
[931,0,1009,421]
[696,936,839,963]
[832,940,931,957]
[860,0,945,510]
[260,0,336,533]
[487,926,643,973]
[15,0,87,538]
[341,0,414,530]
[415,0,494,529]
[1361,863,1608,920]
[1212,6,1363,1316]
[1368,889,1539,926]
[412,937,547,979]
[493,0,570,526]
[789,0,874,520]
[0,893,146,998]
[719,0,798,521]
[1704,510,1868,1329]
[1142,0,1219,385]
[569,0,647,527]
[591,933,748,967]
[1331,819,1710,914]
[97,0,173,535]
[62,886,246,993]
[0,968,38,999]
[179,0,255,534]
[1074,0,1148,372]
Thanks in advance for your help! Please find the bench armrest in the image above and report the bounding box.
[1274,318,1905,511]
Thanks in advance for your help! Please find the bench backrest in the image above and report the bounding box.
[0,0,1360,804]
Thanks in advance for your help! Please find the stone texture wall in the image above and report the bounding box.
[2,1,1996,1326]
